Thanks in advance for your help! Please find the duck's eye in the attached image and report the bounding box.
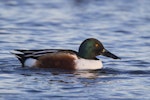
[95,43,99,48]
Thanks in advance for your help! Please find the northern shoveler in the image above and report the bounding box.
[12,38,120,70]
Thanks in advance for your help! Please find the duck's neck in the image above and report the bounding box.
[78,51,96,60]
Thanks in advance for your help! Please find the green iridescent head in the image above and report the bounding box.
[78,38,120,60]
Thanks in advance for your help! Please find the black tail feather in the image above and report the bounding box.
[11,52,25,67]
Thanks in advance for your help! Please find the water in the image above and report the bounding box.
[0,0,150,100]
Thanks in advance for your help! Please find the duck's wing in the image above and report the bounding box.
[11,49,77,67]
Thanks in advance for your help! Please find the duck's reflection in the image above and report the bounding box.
[74,70,100,78]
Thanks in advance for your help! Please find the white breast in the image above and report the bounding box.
[75,58,103,70]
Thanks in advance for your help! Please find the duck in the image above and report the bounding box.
[12,38,120,70]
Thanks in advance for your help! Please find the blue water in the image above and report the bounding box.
[0,0,150,100]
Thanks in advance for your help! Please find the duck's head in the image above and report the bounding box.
[78,38,120,60]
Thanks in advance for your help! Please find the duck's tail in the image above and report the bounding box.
[11,50,26,67]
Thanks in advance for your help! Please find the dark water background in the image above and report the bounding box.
[0,0,150,100]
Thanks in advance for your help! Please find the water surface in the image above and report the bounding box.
[0,0,150,100]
